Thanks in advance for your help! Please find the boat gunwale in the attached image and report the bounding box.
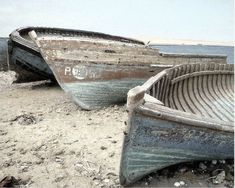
[9,26,145,53]
[135,103,234,132]
[10,27,227,60]
[141,63,234,88]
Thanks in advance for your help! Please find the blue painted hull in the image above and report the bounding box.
[61,79,146,109]
[120,110,234,185]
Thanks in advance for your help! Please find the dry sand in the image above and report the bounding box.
[0,71,233,188]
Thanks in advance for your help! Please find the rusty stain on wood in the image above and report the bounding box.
[7,26,147,82]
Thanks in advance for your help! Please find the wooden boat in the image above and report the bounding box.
[8,27,227,83]
[120,63,234,185]
[9,27,151,83]
[29,29,227,110]
[9,26,153,82]
[29,30,178,110]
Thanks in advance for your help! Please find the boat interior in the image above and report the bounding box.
[143,63,234,123]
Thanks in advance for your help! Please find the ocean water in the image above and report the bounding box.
[151,44,234,64]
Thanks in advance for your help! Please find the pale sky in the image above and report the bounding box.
[0,0,234,42]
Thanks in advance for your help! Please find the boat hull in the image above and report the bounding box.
[30,29,172,110]
[9,43,54,82]
[51,62,168,110]
[120,108,234,185]
[62,79,145,109]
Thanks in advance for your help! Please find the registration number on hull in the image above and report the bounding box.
[64,65,97,80]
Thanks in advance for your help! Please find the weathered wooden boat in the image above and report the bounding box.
[28,30,175,110]
[8,27,228,83]
[9,26,158,84]
[29,29,226,110]
[11,26,146,82]
[120,63,234,185]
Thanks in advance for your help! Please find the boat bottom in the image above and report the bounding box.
[61,79,146,110]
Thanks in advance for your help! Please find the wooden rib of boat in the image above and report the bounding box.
[28,30,176,110]
[120,63,234,186]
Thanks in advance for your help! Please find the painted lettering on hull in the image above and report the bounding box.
[64,65,97,80]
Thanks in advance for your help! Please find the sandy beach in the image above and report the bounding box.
[0,71,233,188]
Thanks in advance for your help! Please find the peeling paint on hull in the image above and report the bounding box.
[51,61,167,110]
[120,63,234,186]
[29,29,170,110]
[120,112,234,185]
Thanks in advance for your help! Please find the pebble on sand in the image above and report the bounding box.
[174,182,181,187]
[213,171,225,184]
[211,160,217,165]
[100,146,107,150]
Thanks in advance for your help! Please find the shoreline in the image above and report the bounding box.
[151,43,234,47]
